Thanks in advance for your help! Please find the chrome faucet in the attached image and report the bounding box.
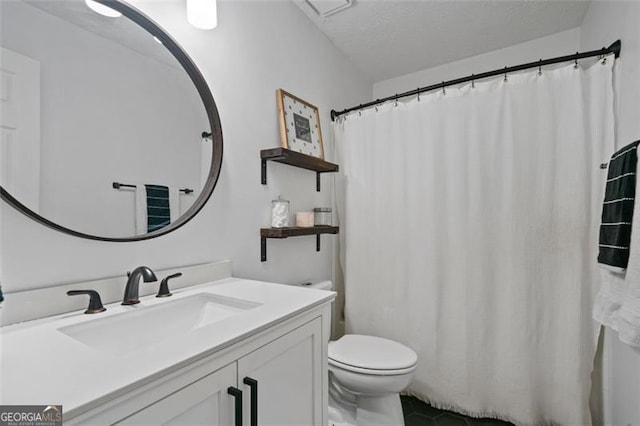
[122,266,158,305]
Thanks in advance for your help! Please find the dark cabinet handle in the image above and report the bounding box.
[243,377,258,426]
[227,386,243,426]
[66,290,106,314]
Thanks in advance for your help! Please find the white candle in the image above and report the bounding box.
[296,212,314,228]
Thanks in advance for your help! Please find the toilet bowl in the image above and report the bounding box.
[328,334,417,426]
[298,281,418,426]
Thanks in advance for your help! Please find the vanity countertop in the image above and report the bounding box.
[0,278,334,418]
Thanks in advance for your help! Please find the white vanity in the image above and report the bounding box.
[0,272,334,425]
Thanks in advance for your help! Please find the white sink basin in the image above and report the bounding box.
[58,293,262,355]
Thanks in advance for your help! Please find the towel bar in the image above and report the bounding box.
[112,182,194,194]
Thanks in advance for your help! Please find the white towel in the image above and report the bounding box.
[169,187,180,223]
[135,184,147,235]
[594,146,640,347]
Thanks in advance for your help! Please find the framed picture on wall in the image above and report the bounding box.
[276,89,325,159]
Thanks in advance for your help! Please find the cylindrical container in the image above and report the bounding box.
[313,207,332,226]
[271,196,290,228]
[296,212,315,228]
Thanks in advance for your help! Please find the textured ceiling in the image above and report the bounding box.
[296,0,591,82]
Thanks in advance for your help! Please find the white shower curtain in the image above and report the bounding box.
[334,60,614,425]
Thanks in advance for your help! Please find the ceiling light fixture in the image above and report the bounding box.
[187,0,217,30]
[85,0,122,18]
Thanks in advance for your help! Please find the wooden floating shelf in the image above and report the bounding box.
[261,226,339,238]
[260,148,339,191]
[260,226,339,261]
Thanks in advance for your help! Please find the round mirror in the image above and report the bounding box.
[0,0,223,241]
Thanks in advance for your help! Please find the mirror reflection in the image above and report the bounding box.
[0,0,211,238]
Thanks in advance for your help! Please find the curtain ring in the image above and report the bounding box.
[358,110,361,117]
[574,52,579,69]
[503,66,508,82]
[417,88,420,102]
[471,74,475,89]
[441,82,446,95]
[601,55,607,65]
[375,105,378,112]
[394,95,398,107]
[538,59,542,76]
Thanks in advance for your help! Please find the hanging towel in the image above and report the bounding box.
[135,185,147,235]
[145,184,171,232]
[598,140,640,272]
[594,141,640,348]
[169,187,180,223]
[134,184,177,234]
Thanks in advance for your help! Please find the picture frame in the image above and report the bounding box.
[276,89,325,159]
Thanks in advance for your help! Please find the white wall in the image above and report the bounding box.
[581,2,640,424]
[0,2,371,295]
[373,28,581,100]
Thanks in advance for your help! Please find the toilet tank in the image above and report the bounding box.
[298,281,334,339]
[299,281,333,291]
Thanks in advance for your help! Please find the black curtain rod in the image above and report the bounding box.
[112,181,194,194]
[330,39,621,121]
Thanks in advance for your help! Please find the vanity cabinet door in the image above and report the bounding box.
[238,318,323,426]
[117,362,237,426]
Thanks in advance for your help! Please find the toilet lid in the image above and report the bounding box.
[328,335,417,371]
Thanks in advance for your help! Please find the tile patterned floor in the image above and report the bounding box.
[401,395,514,426]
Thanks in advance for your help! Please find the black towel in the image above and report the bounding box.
[145,184,171,232]
[598,140,640,270]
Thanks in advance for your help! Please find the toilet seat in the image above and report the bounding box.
[328,358,417,376]
[328,334,417,375]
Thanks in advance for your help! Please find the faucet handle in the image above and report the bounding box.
[67,290,107,314]
[157,273,182,298]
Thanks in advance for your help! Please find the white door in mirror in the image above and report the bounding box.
[0,47,40,212]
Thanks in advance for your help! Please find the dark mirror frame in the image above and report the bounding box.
[0,0,223,242]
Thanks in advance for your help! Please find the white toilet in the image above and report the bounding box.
[302,281,418,426]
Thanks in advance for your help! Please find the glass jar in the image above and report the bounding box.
[271,196,290,228]
[313,207,332,226]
